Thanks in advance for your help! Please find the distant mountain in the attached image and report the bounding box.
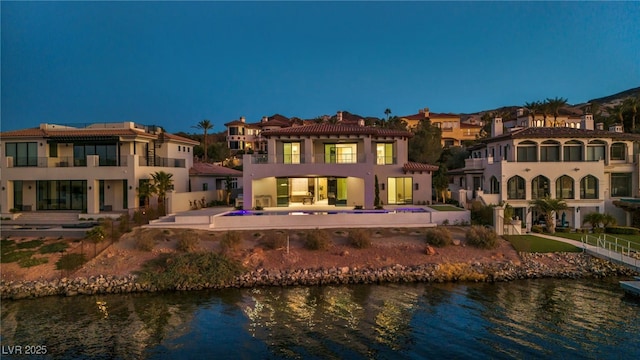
[587,87,640,105]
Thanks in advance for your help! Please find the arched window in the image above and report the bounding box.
[517,141,537,162]
[563,140,583,161]
[580,175,598,199]
[540,140,560,162]
[490,176,500,194]
[587,140,606,161]
[507,176,525,199]
[611,142,626,161]
[556,175,574,199]
[532,175,550,199]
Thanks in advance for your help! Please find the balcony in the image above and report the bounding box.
[139,156,185,168]
[4,156,129,168]
[249,153,368,164]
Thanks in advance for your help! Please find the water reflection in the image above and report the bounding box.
[1,279,639,359]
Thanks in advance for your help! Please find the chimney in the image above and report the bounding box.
[609,124,623,133]
[581,114,594,130]
[491,117,503,138]
[337,111,343,122]
[596,122,604,130]
[358,119,365,127]
[240,116,246,123]
[261,116,268,123]
[517,108,524,117]
[423,107,430,118]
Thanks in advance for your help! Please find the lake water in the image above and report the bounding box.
[1,278,639,359]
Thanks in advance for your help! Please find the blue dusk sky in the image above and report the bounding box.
[1,1,639,134]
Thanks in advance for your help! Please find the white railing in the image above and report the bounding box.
[581,233,640,271]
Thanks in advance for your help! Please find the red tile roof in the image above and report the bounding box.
[161,132,201,145]
[0,125,198,144]
[189,162,243,176]
[403,162,439,172]
[261,124,413,138]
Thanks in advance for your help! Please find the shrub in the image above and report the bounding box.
[465,226,498,249]
[19,257,48,268]
[263,232,288,250]
[1,250,36,263]
[135,236,156,251]
[304,229,331,250]
[16,239,44,249]
[55,253,87,272]
[425,227,453,247]
[605,226,640,235]
[177,232,200,252]
[470,201,494,226]
[348,229,371,249]
[554,227,571,233]
[39,242,69,254]
[136,252,245,290]
[530,225,543,233]
[220,231,242,252]
[118,214,132,233]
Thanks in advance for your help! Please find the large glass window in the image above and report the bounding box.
[5,142,38,167]
[540,141,560,162]
[611,173,632,197]
[563,140,583,161]
[376,143,394,164]
[611,143,626,160]
[73,143,118,166]
[489,176,500,194]
[283,142,301,164]
[516,141,537,162]
[586,141,606,161]
[507,176,525,199]
[388,177,413,204]
[325,143,357,163]
[532,175,550,199]
[580,175,599,199]
[556,175,574,199]
[36,180,87,211]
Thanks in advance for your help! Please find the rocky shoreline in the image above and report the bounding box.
[2,253,637,300]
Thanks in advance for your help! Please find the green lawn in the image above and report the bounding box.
[502,235,581,253]
[428,205,465,211]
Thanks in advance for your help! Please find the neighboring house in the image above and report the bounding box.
[242,120,438,209]
[224,114,296,153]
[505,107,586,130]
[448,115,640,230]
[0,122,199,215]
[189,162,243,203]
[400,108,482,147]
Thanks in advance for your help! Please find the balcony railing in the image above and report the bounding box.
[250,153,368,164]
[5,156,128,168]
[139,156,185,168]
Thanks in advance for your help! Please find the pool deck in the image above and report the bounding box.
[147,205,454,231]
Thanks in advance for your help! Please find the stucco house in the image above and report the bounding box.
[400,108,482,147]
[0,122,201,216]
[448,115,640,230]
[242,120,438,209]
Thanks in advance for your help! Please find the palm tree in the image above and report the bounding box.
[546,97,568,127]
[608,104,625,130]
[193,119,213,163]
[524,101,541,126]
[384,108,392,121]
[540,100,551,127]
[137,179,157,209]
[623,96,639,132]
[529,197,567,234]
[151,171,174,215]
[582,212,605,232]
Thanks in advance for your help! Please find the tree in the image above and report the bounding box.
[408,119,443,164]
[224,175,234,206]
[433,166,449,203]
[193,119,214,163]
[384,108,392,121]
[623,96,639,132]
[609,104,625,129]
[137,179,157,209]
[540,100,551,127]
[384,116,407,130]
[582,212,604,231]
[524,101,541,125]
[86,226,105,257]
[151,171,174,215]
[546,97,568,127]
[529,197,567,234]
